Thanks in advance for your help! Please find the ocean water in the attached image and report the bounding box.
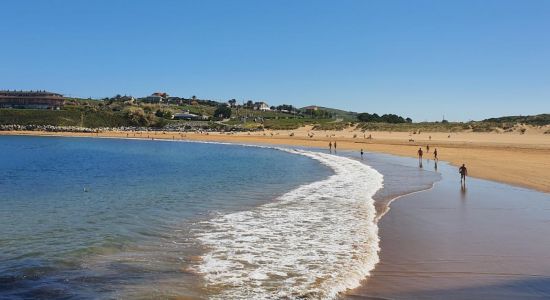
[0,136,437,299]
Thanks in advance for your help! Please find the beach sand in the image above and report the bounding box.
[343,155,550,299]
[2,127,549,192]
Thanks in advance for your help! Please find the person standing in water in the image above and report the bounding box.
[417,147,423,162]
[433,148,438,161]
[360,148,364,159]
[334,141,337,152]
[459,164,468,184]
[329,141,332,152]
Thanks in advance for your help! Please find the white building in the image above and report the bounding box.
[253,101,270,111]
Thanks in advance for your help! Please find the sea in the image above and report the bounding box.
[0,135,439,299]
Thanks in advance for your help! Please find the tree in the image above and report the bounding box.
[228,99,237,107]
[214,105,232,119]
[246,100,254,108]
[155,109,173,119]
[358,112,409,123]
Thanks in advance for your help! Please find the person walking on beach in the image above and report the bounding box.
[433,148,438,161]
[334,141,337,153]
[417,147,423,162]
[459,164,468,184]
[360,148,364,159]
[426,145,430,153]
[329,141,332,152]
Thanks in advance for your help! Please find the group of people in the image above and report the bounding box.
[328,141,337,153]
[417,145,468,185]
[417,144,438,162]
[327,141,468,186]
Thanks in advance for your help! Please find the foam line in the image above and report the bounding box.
[194,148,384,299]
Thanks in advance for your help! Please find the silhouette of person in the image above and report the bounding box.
[459,164,468,184]
[417,147,423,163]
[360,148,364,159]
[329,141,332,152]
[426,144,430,153]
[334,141,337,153]
[433,148,438,161]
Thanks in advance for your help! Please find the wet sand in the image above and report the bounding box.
[343,156,550,299]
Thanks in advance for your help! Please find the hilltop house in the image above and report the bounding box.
[142,95,163,103]
[118,95,135,103]
[142,92,169,104]
[173,110,210,120]
[303,105,319,113]
[253,101,270,111]
[166,97,183,105]
[0,90,65,109]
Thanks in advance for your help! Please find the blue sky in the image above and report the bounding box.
[1,0,549,121]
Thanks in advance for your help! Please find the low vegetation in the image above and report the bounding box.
[483,114,550,126]
[1,95,547,133]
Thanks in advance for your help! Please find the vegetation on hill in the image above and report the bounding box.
[483,114,550,126]
[357,113,412,123]
[1,94,547,132]
[319,108,357,121]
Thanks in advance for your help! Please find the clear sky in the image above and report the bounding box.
[1,0,549,121]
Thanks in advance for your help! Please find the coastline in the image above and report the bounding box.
[1,129,549,193]
[3,133,549,299]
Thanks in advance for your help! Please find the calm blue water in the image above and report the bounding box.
[0,136,332,299]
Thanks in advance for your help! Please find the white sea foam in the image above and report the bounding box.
[194,148,384,299]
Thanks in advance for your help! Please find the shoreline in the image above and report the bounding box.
[3,131,548,298]
[343,151,550,299]
[1,129,549,193]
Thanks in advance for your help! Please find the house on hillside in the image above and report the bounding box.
[253,101,270,111]
[142,95,163,103]
[141,92,169,104]
[303,105,319,113]
[119,95,135,103]
[173,111,210,120]
[152,92,169,98]
[0,90,65,109]
[166,97,183,105]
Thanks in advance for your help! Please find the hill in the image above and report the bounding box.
[483,114,550,126]
[303,106,359,121]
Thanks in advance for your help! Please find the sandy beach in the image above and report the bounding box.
[2,127,549,193]
[343,154,550,299]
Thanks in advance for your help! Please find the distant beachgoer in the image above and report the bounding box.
[426,144,430,153]
[417,147,423,162]
[429,135,432,140]
[329,141,332,151]
[434,148,438,160]
[459,164,468,183]
[334,141,337,151]
[360,148,364,159]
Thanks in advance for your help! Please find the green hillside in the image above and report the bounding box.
[483,114,550,126]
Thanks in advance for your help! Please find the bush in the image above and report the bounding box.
[123,107,155,126]
[214,105,232,119]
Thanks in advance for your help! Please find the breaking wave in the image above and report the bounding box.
[194,148,384,299]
